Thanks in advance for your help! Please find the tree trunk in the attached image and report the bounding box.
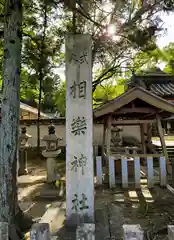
[72,0,76,34]
[37,2,47,155]
[37,71,42,154]
[0,1,32,238]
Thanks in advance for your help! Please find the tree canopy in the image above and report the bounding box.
[0,0,173,115]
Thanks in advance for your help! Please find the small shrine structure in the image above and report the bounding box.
[94,86,174,159]
[94,83,174,189]
[128,68,174,134]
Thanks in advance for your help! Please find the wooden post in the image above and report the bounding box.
[96,156,102,185]
[106,115,112,157]
[101,119,107,177]
[65,34,94,225]
[102,118,107,159]
[30,223,50,240]
[140,124,146,154]
[93,143,98,174]
[0,222,8,240]
[103,115,112,177]
[156,115,170,173]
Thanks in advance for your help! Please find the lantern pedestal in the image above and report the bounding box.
[18,147,29,175]
[42,149,61,183]
[18,127,32,176]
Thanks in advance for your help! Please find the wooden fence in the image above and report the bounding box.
[96,154,167,189]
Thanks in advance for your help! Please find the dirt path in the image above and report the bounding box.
[18,158,65,221]
[18,158,174,239]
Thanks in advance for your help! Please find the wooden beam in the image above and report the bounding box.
[112,119,155,125]
[111,153,163,158]
[143,109,163,119]
[113,107,156,115]
[156,114,170,173]
[102,117,107,158]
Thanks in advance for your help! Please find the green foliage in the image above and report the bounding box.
[53,80,125,116]
[129,42,174,76]
[0,0,172,115]
[160,43,174,74]
[20,69,39,101]
[93,83,125,108]
[20,0,64,112]
[53,81,66,116]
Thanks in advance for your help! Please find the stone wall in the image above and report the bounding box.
[122,125,141,142]
[20,119,141,147]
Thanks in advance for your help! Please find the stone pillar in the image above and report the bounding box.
[30,223,50,240]
[42,124,62,183]
[18,127,32,175]
[123,225,144,240]
[65,34,94,225]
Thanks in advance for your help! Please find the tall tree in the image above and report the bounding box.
[21,0,63,111]
[37,0,48,153]
[0,0,24,238]
[21,0,63,151]
[60,0,165,89]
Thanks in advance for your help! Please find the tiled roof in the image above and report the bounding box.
[20,102,51,118]
[0,100,51,118]
[150,83,174,97]
[128,69,174,97]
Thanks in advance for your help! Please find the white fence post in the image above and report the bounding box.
[30,223,50,240]
[0,222,8,240]
[134,156,141,189]
[159,156,167,187]
[96,156,102,185]
[121,156,128,189]
[168,225,174,239]
[123,224,144,240]
[109,156,116,188]
[147,156,154,188]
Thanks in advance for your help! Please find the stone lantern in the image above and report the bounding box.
[18,127,32,175]
[19,127,31,146]
[42,124,62,183]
